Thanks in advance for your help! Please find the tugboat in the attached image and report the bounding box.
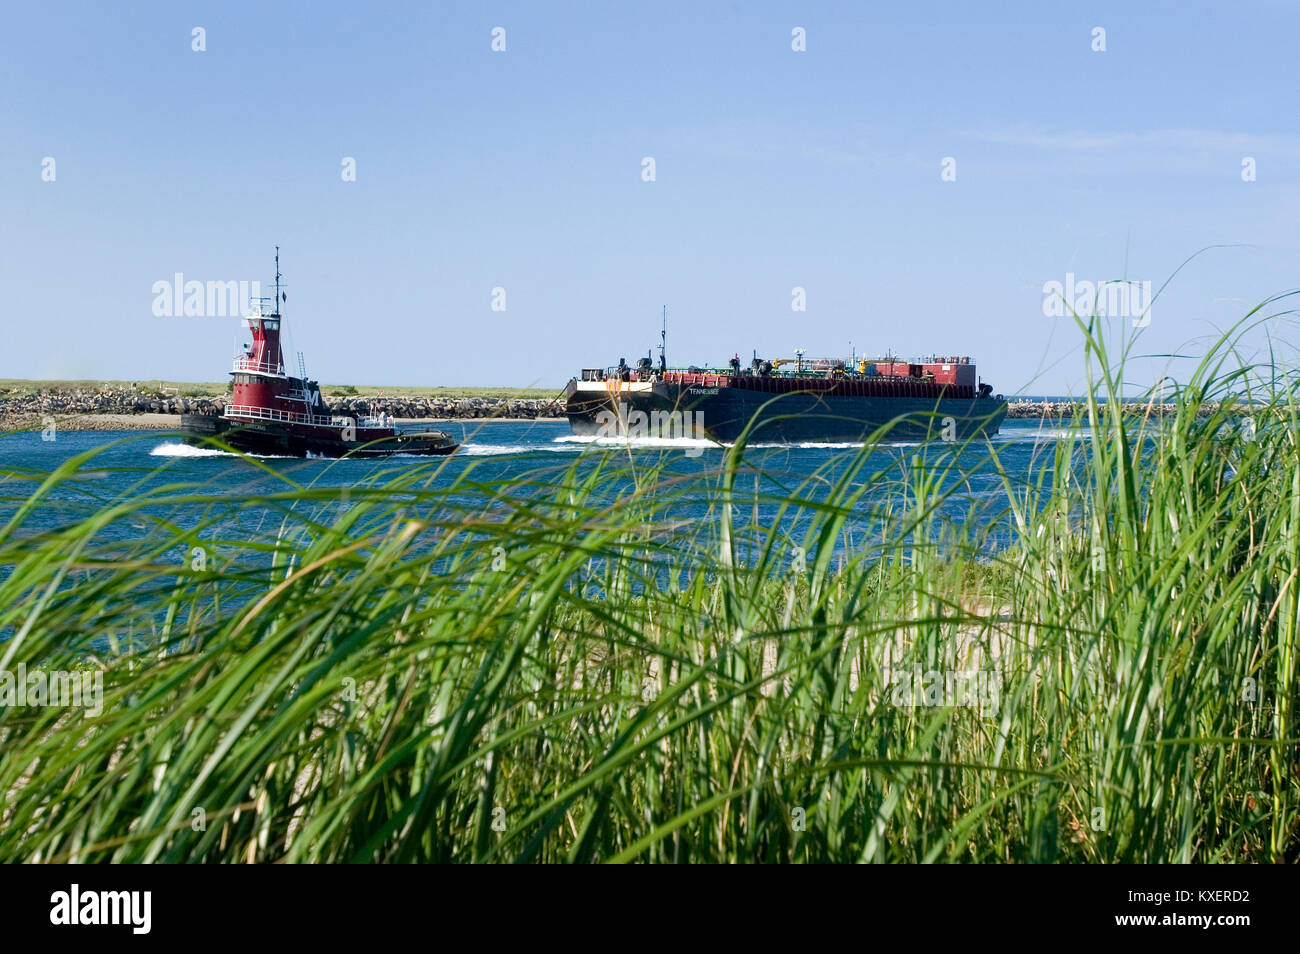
[180,249,458,458]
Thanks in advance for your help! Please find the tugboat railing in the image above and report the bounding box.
[224,404,334,426]
[232,355,285,375]
[224,404,389,430]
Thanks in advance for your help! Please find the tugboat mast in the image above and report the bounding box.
[658,306,667,375]
[273,245,282,317]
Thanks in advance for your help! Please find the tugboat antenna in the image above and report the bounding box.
[659,305,667,374]
[273,245,282,317]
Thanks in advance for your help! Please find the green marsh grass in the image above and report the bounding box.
[0,318,1296,863]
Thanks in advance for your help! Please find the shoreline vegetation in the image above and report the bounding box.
[0,315,1296,862]
[0,379,1223,432]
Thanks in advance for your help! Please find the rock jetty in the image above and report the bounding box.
[0,384,564,431]
[328,396,563,421]
[1,384,1202,431]
[1005,399,1213,419]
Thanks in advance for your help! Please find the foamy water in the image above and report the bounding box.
[151,442,231,458]
[148,423,1084,462]
[150,442,295,460]
[552,434,718,450]
[1004,426,1092,442]
[458,443,584,456]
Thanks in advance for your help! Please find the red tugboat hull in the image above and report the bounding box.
[181,413,458,457]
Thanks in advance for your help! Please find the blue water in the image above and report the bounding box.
[0,419,1084,550]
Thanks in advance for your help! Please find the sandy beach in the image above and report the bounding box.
[2,412,184,432]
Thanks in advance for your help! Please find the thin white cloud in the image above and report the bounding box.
[962,125,1300,157]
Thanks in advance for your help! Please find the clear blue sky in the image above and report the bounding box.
[3,1,1298,394]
